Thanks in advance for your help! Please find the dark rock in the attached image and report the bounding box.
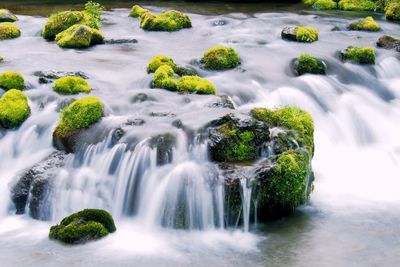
[206,95,235,109]
[148,133,176,165]
[150,111,177,118]
[212,20,228,26]
[377,35,400,50]
[131,93,151,103]
[125,118,145,126]
[281,26,297,41]
[104,38,138,45]
[175,65,198,76]
[56,98,76,112]
[34,71,89,84]
[110,128,125,146]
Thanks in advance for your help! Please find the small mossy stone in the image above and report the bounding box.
[295,26,319,43]
[152,65,178,91]
[147,55,176,73]
[49,209,116,244]
[55,24,104,48]
[129,5,149,17]
[0,71,25,91]
[349,16,380,31]
[140,10,192,31]
[338,0,376,11]
[0,22,21,40]
[177,76,217,95]
[200,46,240,70]
[386,2,400,21]
[340,46,375,65]
[53,76,91,95]
[294,54,327,75]
[0,9,18,22]
[313,0,337,10]
[0,89,30,129]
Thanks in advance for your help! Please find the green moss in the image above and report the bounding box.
[0,71,24,91]
[0,55,3,62]
[341,46,375,64]
[54,96,103,138]
[147,55,176,73]
[49,209,116,244]
[338,0,376,11]
[303,0,318,5]
[0,22,20,40]
[53,76,91,95]
[84,1,104,25]
[0,89,30,129]
[0,9,18,22]
[129,5,149,17]
[152,65,178,91]
[294,54,326,75]
[200,45,240,70]
[55,24,104,48]
[139,10,192,31]
[295,27,319,43]
[386,2,400,21]
[177,76,217,95]
[313,0,338,10]
[349,16,380,31]
[252,107,315,155]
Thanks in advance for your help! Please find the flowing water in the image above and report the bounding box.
[0,1,400,266]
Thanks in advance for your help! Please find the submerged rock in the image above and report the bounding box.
[377,35,400,51]
[0,89,30,129]
[55,24,104,48]
[148,133,177,165]
[340,46,375,65]
[206,95,235,109]
[34,70,89,84]
[104,38,138,45]
[0,9,18,22]
[49,209,116,244]
[281,26,319,43]
[293,54,327,76]
[0,22,20,40]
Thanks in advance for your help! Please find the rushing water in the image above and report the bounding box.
[0,2,400,267]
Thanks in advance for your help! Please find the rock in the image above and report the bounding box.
[177,76,217,95]
[312,0,337,10]
[49,209,116,244]
[349,16,380,32]
[34,70,89,84]
[282,26,319,43]
[11,151,66,219]
[0,90,30,129]
[53,76,91,95]
[340,46,375,65]
[131,93,151,103]
[148,133,176,165]
[338,0,376,11]
[129,5,150,18]
[281,26,297,42]
[377,35,400,50]
[174,66,197,76]
[125,118,145,126]
[0,22,20,40]
[110,128,125,146]
[212,20,228,26]
[200,46,240,70]
[149,111,176,117]
[55,24,104,49]
[0,9,18,22]
[206,95,235,109]
[0,71,25,91]
[56,98,76,112]
[293,54,327,76]
[104,38,138,44]
[139,9,192,32]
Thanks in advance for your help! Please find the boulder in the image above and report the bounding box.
[0,22,20,40]
[349,16,380,32]
[34,70,89,84]
[281,26,319,43]
[0,9,17,22]
[340,46,375,65]
[139,9,192,31]
[55,24,104,48]
[293,54,327,76]
[0,71,24,90]
[0,89,30,129]
[377,35,400,51]
[200,46,240,70]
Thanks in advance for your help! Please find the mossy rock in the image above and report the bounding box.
[53,76,91,95]
[0,22,21,40]
[53,96,103,152]
[340,46,375,64]
[0,71,25,91]
[0,89,30,129]
[281,26,319,43]
[386,2,400,21]
[49,209,116,244]
[129,5,149,17]
[293,54,327,76]
[0,55,3,62]
[313,0,338,10]
[377,35,400,50]
[55,24,104,48]
[139,9,192,31]
[200,46,240,70]
[147,55,177,73]
[338,0,376,11]
[303,0,318,5]
[349,16,380,31]
[0,9,17,22]
[152,65,178,91]
[177,76,216,95]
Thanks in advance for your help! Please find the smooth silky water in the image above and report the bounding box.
[0,1,400,266]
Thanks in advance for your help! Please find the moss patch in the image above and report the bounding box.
[55,24,104,48]
[129,5,150,17]
[152,65,178,91]
[313,0,338,10]
[200,46,240,70]
[295,27,319,43]
[0,89,30,129]
[0,22,21,40]
[0,9,18,22]
[294,54,326,75]
[386,2,400,21]
[0,71,24,91]
[177,76,217,95]
[49,209,116,244]
[139,9,192,31]
[338,0,376,11]
[349,16,380,31]
[53,76,91,95]
[147,55,176,73]
[340,46,375,64]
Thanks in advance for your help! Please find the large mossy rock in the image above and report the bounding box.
[281,26,319,43]
[49,209,116,244]
[200,46,240,71]
[53,76,91,94]
[340,46,375,65]
[55,24,104,48]
[338,0,376,11]
[0,71,24,90]
[0,9,18,22]
[0,89,30,129]
[53,96,104,153]
[349,16,380,32]
[0,22,21,40]
[207,107,315,222]
[293,54,327,76]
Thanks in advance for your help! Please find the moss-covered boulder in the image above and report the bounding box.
[293,54,327,76]
[338,0,376,10]
[55,24,104,48]
[53,96,104,152]
[377,35,400,51]
[129,5,149,17]
[281,26,319,43]
[53,76,91,95]
[152,65,178,91]
[313,0,338,10]
[177,76,216,95]
[0,89,30,129]
[138,9,192,31]
[340,46,375,64]
[0,22,20,40]
[0,71,25,91]
[49,209,116,244]
[386,2,400,21]
[200,46,240,71]
[349,16,380,31]
[0,9,17,22]
[147,55,176,73]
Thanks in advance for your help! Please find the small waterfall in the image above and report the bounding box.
[240,178,252,232]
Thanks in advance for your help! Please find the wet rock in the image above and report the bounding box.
[293,54,327,76]
[212,20,228,26]
[150,111,177,118]
[206,95,235,109]
[110,128,125,146]
[104,38,138,45]
[148,133,176,165]
[131,93,151,103]
[34,71,88,84]
[125,118,145,126]
[174,65,198,76]
[56,98,77,112]
[377,35,400,51]
[281,26,297,41]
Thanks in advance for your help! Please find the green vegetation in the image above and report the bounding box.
[147,55,176,73]
[0,9,17,22]
[0,89,30,129]
[152,65,178,91]
[0,55,3,62]
[349,16,380,31]
[200,46,240,70]
[338,0,376,11]
[0,71,25,91]
[295,27,319,43]
[340,46,375,64]
[294,54,326,75]
[53,76,91,95]
[386,2,400,21]
[177,76,217,95]
[0,22,21,40]
[49,209,116,244]
[129,5,149,17]
[55,24,104,48]
[313,0,338,10]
